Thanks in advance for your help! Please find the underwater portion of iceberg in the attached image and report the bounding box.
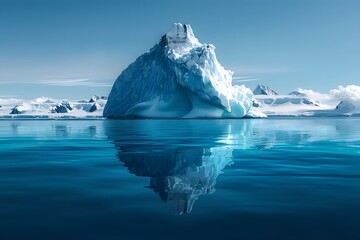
[104,23,259,118]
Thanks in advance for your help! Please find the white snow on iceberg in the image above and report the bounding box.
[104,23,260,118]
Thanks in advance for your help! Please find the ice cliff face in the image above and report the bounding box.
[104,23,258,118]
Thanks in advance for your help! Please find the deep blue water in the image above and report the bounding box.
[0,118,360,240]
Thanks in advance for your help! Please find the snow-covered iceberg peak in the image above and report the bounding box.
[166,23,197,44]
[165,23,201,58]
[104,23,262,118]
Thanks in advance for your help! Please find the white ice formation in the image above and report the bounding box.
[104,23,262,118]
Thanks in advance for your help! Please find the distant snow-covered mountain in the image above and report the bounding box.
[253,84,278,96]
[335,101,357,113]
[251,85,360,117]
[0,95,107,118]
[254,85,319,106]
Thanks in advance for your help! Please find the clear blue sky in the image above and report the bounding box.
[0,0,359,99]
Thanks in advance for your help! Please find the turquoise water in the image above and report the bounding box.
[0,118,360,240]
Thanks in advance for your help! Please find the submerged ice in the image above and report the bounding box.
[104,23,259,118]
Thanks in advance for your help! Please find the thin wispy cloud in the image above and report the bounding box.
[230,65,289,86]
[37,78,113,87]
[232,76,260,85]
[40,78,90,85]
[0,78,113,87]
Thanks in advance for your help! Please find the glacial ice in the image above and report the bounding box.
[104,23,258,118]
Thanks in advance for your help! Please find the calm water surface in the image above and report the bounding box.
[0,118,359,240]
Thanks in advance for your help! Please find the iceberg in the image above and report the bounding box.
[104,23,258,118]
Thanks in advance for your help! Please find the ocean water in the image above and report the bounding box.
[0,118,359,240]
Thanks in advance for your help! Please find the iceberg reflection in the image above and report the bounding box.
[104,120,245,214]
[125,149,232,214]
